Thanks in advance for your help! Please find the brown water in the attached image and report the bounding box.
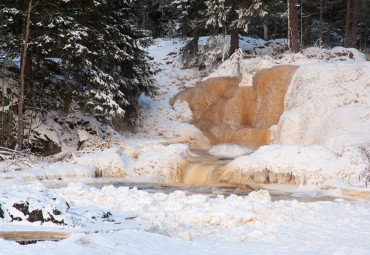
[81,180,346,202]
[75,147,350,203]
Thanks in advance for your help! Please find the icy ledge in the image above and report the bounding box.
[217,144,369,186]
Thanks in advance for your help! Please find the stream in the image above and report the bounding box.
[71,147,353,203]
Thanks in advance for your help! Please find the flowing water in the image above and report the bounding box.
[48,66,356,202]
[73,147,349,203]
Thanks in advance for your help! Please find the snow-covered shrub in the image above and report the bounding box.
[303,46,366,61]
[199,35,230,72]
[251,39,288,56]
[181,35,230,72]
[180,37,201,69]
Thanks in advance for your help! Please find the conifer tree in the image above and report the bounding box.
[0,0,156,127]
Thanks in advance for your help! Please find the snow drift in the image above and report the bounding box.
[272,61,370,153]
[201,48,370,185]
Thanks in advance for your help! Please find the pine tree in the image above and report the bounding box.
[0,0,157,149]
[204,0,277,55]
[0,0,157,124]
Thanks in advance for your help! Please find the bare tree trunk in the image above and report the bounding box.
[288,0,299,52]
[229,8,239,56]
[1,58,5,147]
[319,0,323,47]
[344,0,351,47]
[16,0,32,151]
[263,20,269,41]
[302,14,312,46]
[350,0,357,47]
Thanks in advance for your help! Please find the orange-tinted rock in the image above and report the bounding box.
[253,65,298,127]
[173,66,298,148]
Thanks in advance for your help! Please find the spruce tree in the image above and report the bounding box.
[0,0,157,126]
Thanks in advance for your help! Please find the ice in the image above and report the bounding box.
[208,143,254,158]
[1,37,370,254]
[273,62,370,153]
[220,144,369,185]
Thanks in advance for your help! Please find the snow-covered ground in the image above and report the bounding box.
[1,37,370,254]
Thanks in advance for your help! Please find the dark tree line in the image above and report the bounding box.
[134,0,368,52]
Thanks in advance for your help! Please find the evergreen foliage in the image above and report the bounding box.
[0,0,156,123]
[0,0,368,151]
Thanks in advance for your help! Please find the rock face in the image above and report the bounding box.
[30,134,62,156]
[171,65,298,148]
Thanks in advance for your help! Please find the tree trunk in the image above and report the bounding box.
[16,0,32,151]
[350,0,357,47]
[263,20,269,41]
[302,14,312,46]
[229,8,239,56]
[344,0,351,47]
[1,58,5,147]
[288,0,299,52]
[319,0,323,47]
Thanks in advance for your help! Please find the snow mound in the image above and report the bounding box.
[56,183,369,243]
[0,187,72,225]
[0,163,94,181]
[0,186,121,229]
[303,46,366,61]
[272,62,370,153]
[209,143,253,158]
[94,151,127,178]
[129,144,190,184]
[56,184,280,241]
[219,144,369,185]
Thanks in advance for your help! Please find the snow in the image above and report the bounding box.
[1,185,370,254]
[272,61,370,153]
[135,39,209,147]
[208,143,254,158]
[0,163,94,181]
[1,37,370,253]
[221,144,369,185]
[128,144,190,184]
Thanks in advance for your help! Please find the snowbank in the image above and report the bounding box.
[0,163,94,181]
[130,144,190,184]
[207,46,366,87]
[219,144,369,186]
[135,39,209,147]
[54,183,370,245]
[272,62,370,153]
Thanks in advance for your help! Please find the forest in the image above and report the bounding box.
[0,0,370,252]
[0,0,369,152]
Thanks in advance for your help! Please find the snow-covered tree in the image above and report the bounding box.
[204,0,274,55]
[0,0,157,125]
